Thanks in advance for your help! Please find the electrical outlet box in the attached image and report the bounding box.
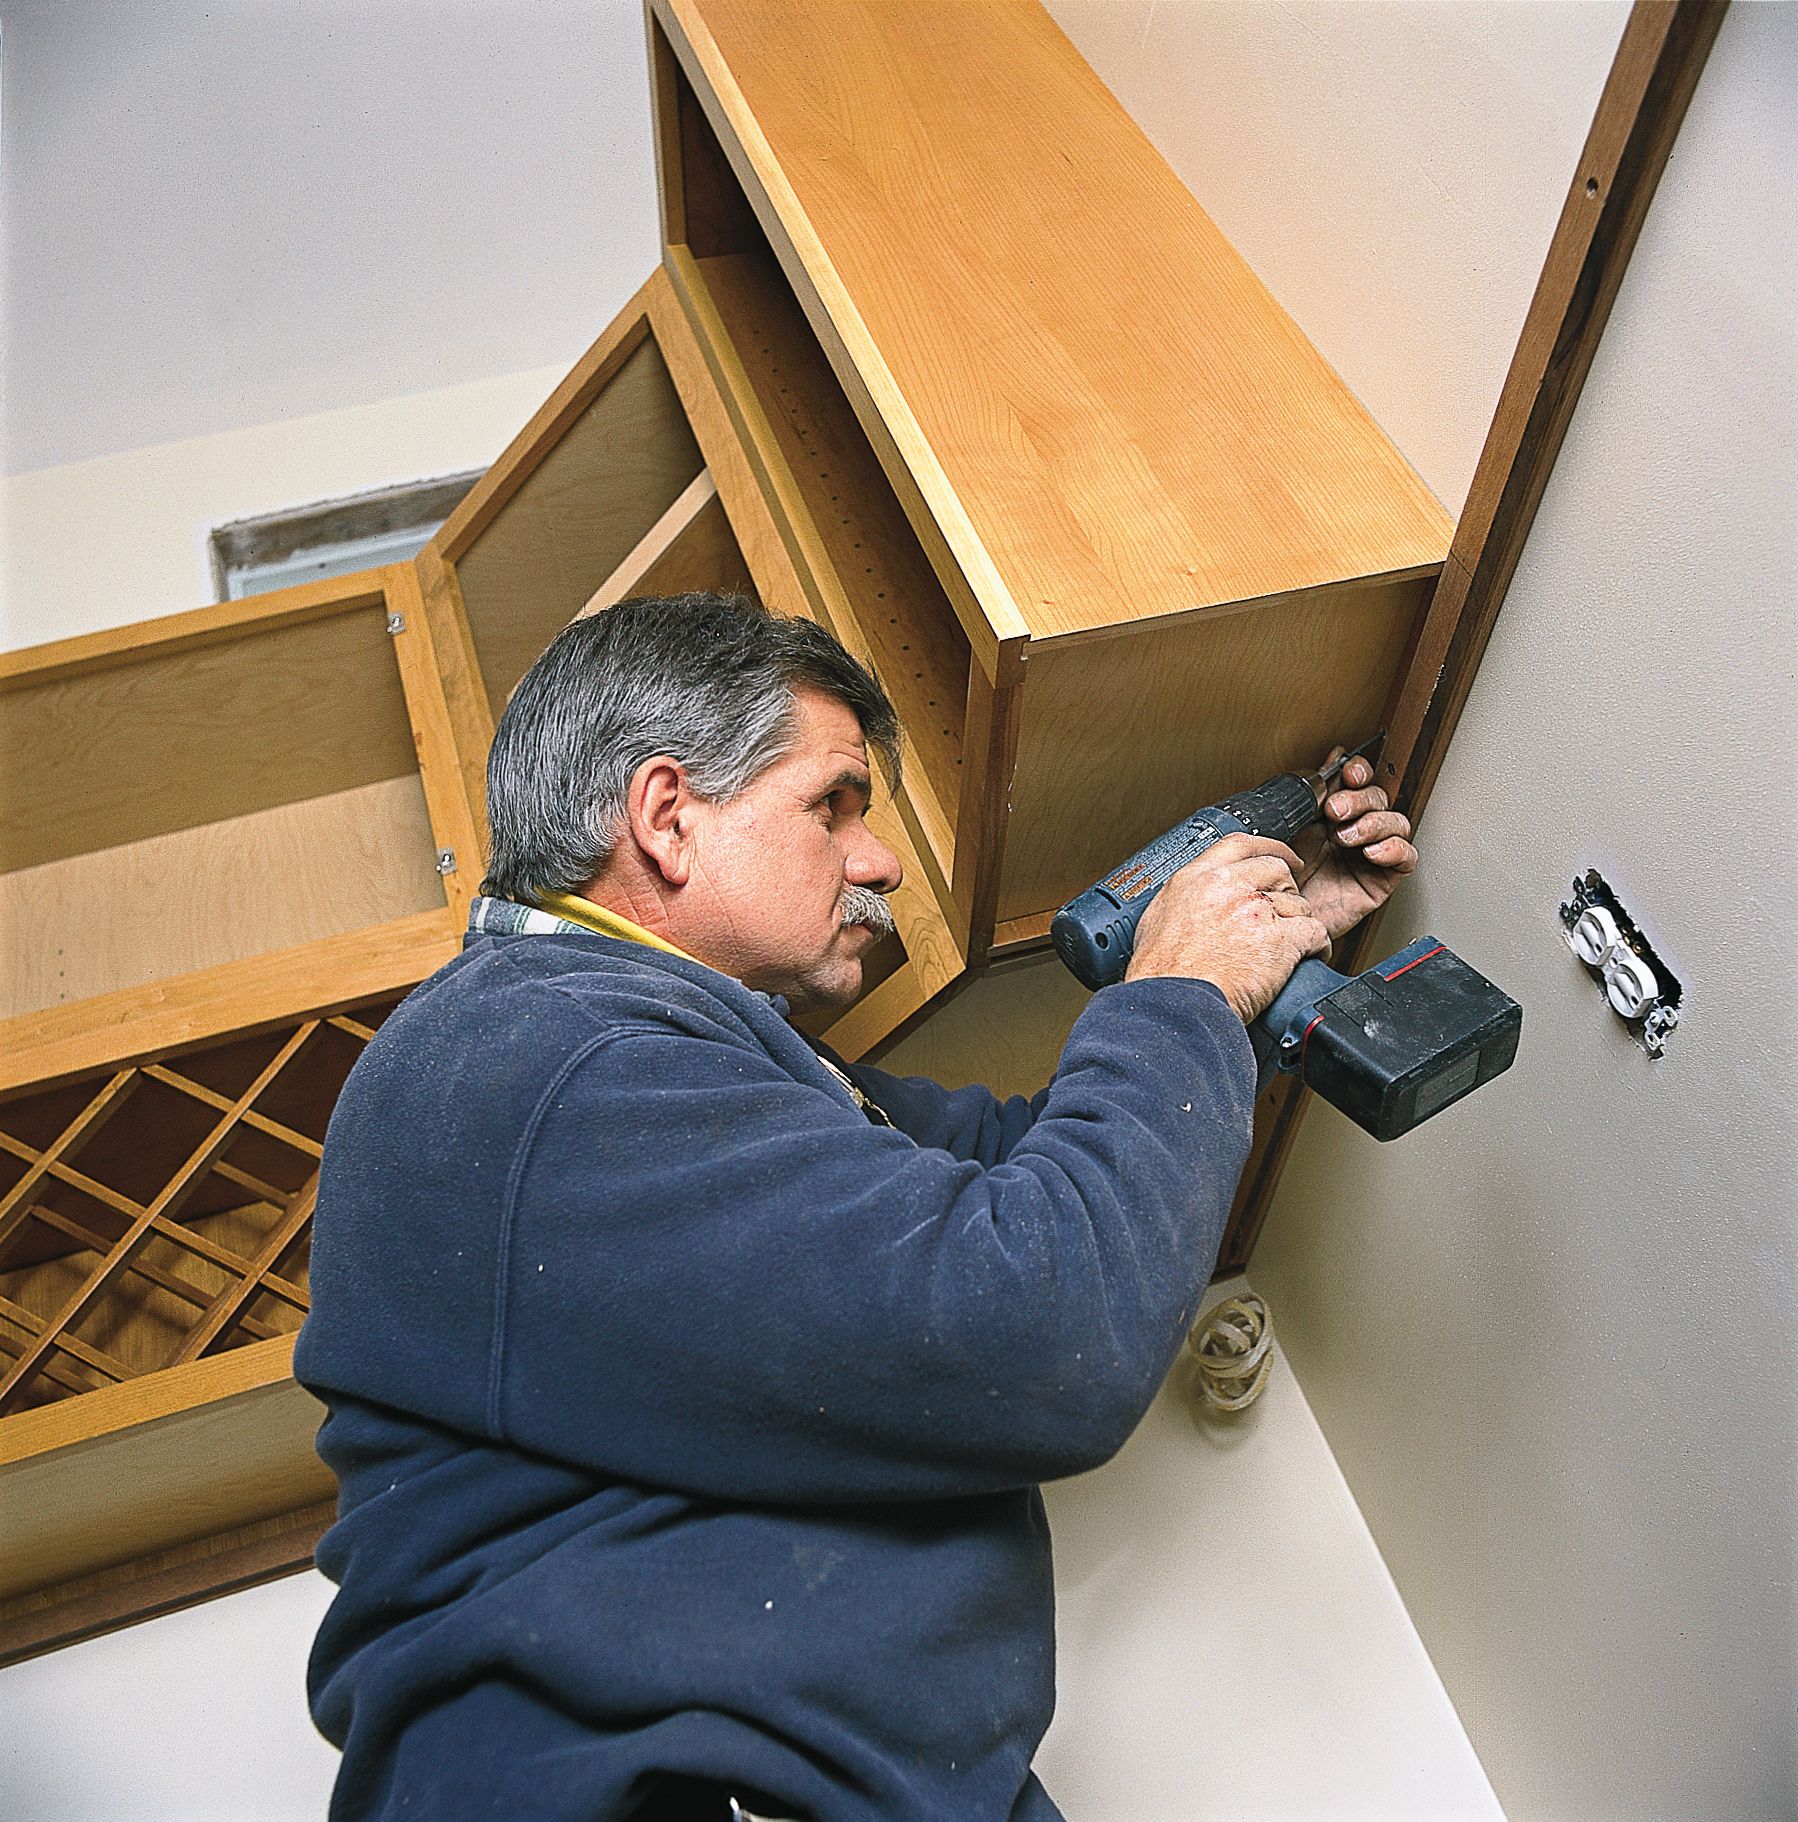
[1559,870,1682,1055]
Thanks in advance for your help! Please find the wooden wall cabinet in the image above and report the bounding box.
[0,0,1451,1656]
[0,573,470,1661]
[649,0,1451,959]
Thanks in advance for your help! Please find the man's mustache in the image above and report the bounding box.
[838,884,896,939]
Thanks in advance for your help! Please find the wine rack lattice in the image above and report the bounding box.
[0,1002,393,1415]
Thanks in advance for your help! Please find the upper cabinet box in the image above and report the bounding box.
[0,572,467,1038]
[648,0,1452,949]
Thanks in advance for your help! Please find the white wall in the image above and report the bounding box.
[1040,1309,1496,1822]
[0,364,565,650]
[0,0,659,474]
[1045,0,1629,514]
[0,1574,340,1822]
[1050,3,1798,1818]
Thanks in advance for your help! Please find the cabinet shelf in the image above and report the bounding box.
[675,243,970,880]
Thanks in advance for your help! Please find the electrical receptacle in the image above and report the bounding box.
[1559,870,1681,1056]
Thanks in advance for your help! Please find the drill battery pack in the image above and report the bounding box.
[1301,941,1522,1142]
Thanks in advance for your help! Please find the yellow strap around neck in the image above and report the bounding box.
[533,890,697,962]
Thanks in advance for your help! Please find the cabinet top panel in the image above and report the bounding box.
[659,0,1451,645]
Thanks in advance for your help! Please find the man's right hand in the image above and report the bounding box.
[1124,834,1332,1024]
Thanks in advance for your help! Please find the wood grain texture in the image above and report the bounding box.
[0,1496,332,1669]
[452,335,703,716]
[430,274,663,565]
[632,489,755,605]
[684,245,972,875]
[0,1198,305,1386]
[0,1335,330,1601]
[817,951,954,1061]
[664,248,957,901]
[0,570,389,693]
[0,778,444,1020]
[996,576,1428,923]
[652,16,1025,683]
[1,600,423,872]
[383,562,487,922]
[647,271,969,1005]
[414,544,498,853]
[577,470,721,617]
[1383,0,1727,821]
[0,909,458,1099]
[648,266,818,626]
[954,665,1027,961]
[656,0,1451,650]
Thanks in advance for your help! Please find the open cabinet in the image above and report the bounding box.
[0,0,1452,1658]
[0,571,472,1660]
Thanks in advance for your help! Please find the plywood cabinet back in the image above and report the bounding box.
[997,575,1430,921]
[0,781,442,1020]
[0,607,420,872]
[452,336,704,715]
[0,598,446,1018]
[657,0,1451,648]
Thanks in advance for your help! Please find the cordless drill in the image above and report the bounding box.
[1051,742,1522,1140]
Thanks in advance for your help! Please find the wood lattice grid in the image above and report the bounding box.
[0,1005,390,1414]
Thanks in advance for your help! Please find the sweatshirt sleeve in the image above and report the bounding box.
[492,977,1255,1504]
[842,1058,1050,1165]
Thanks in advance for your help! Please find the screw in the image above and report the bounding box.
[435,849,457,875]
[386,612,406,634]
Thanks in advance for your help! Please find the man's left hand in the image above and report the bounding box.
[1299,753,1417,940]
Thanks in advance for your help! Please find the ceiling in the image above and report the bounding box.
[0,0,661,474]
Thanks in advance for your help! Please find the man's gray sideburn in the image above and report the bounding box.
[481,593,901,905]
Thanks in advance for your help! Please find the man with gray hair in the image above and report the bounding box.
[297,591,1414,1822]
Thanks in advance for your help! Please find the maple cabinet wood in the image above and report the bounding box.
[649,0,1451,959]
[0,571,473,1662]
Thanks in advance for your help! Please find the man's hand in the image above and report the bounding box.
[1299,753,1418,941]
[1126,834,1332,1024]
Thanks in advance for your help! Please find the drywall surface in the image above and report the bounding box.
[1241,9,1797,1820]
[0,1571,339,1821]
[0,0,659,473]
[0,364,565,650]
[876,965,1501,1817]
[1044,0,1629,514]
[1041,1278,1502,1821]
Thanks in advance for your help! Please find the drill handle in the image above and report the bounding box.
[1254,956,1349,1064]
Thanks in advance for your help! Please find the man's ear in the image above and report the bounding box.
[625,756,695,887]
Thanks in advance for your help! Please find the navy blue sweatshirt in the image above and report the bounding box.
[295,926,1255,1821]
